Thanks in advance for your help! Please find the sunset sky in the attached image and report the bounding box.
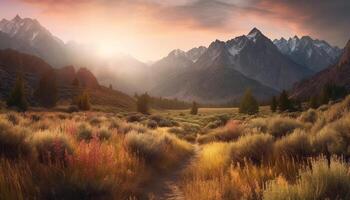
[1,0,349,61]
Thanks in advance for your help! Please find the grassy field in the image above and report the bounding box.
[1,99,350,199]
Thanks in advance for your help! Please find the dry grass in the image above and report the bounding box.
[198,120,244,144]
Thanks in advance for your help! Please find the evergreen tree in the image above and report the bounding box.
[270,96,277,112]
[109,84,113,90]
[137,93,150,114]
[7,74,28,111]
[190,101,198,115]
[309,95,319,109]
[35,71,57,107]
[239,89,259,115]
[278,90,291,112]
[72,78,79,87]
[73,91,91,111]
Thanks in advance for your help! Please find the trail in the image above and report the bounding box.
[143,144,200,200]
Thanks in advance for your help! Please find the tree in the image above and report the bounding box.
[7,74,28,111]
[278,90,292,112]
[309,95,319,109]
[320,83,347,105]
[270,96,277,112]
[190,101,198,115]
[137,93,150,114]
[72,78,79,87]
[35,71,57,107]
[73,91,91,111]
[109,84,113,90]
[239,89,259,115]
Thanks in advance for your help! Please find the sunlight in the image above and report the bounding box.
[97,43,120,58]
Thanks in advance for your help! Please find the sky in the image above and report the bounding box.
[1,0,349,61]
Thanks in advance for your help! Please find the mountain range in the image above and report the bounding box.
[0,15,347,104]
[274,36,342,72]
[290,40,350,100]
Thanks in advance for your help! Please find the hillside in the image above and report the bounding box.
[290,40,350,100]
[0,49,135,110]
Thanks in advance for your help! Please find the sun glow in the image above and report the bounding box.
[97,43,120,58]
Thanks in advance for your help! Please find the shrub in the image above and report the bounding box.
[263,157,350,200]
[298,109,318,123]
[98,128,112,141]
[125,131,192,169]
[0,119,31,159]
[267,117,304,138]
[312,117,350,157]
[147,120,158,129]
[274,129,312,159]
[230,133,274,164]
[247,118,268,133]
[126,114,144,122]
[76,124,93,141]
[7,113,19,125]
[67,105,79,113]
[325,95,350,122]
[89,117,101,126]
[31,131,73,164]
[198,120,243,144]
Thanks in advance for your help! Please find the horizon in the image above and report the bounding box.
[1,0,349,62]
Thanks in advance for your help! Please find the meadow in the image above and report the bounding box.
[1,97,350,199]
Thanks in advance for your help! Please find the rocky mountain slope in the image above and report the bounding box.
[290,40,350,100]
[151,28,312,103]
[274,36,342,72]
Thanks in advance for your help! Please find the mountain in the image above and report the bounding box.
[0,49,135,109]
[151,28,311,103]
[290,39,350,100]
[0,15,69,67]
[274,36,342,72]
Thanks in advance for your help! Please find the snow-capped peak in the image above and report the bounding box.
[247,27,262,42]
[13,14,22,22]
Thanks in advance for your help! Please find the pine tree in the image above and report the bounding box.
[109,84,113,90]
[137,93,150,114]
[278,90,291,112]
[190,101,198,115]
[270,96,277,112]
[309,95,319,109]
[7,74,28,111]
[35,71,57,107]
[73,91,91,111]
[239,89,259,115]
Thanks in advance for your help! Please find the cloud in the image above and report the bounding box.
[20,0,350,47]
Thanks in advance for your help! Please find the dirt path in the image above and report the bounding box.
[143,144,200,200]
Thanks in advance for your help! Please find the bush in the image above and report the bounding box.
[125,131,192,169]
[298,109,318,123]
[31,131,73,164]
[247,118,268,133]
[76,124,93,141]
[67,105,79,113]
[147,120,158,129]
[198,120,243,144]
[263,157,350,200]
[325,95,350,122]
[126,114,144,122]
[0,119,31,159]
[98,128,112,141]
[274,129,312,159]
[267,117,304,138]
[312,117,350,157]
[230,133,274,164]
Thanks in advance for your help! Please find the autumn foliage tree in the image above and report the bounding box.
[7,74,28,111]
